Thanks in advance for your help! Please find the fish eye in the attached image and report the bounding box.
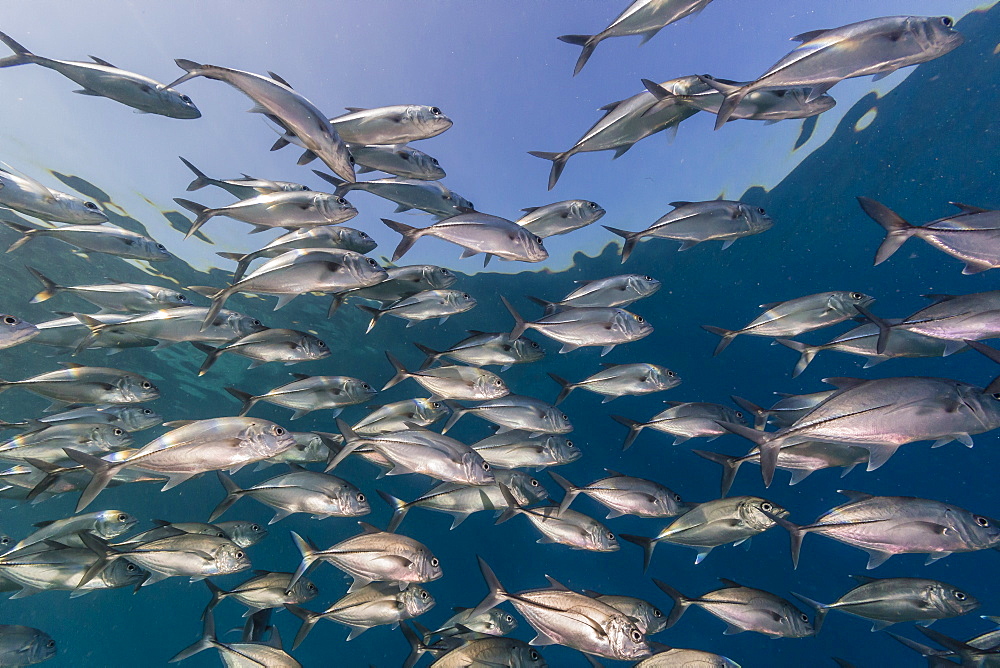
[941,16,953,27]
[494,379,503,386]
[362,383,372,390]
[443,194,452,201]
[357,493,365,502]
[117,513,128,522]
[175,294,185,301]
[431,158,439,165]
[566,440,575,448]
[348,155,356,165]
[420,590,428,598]
[337,197,347,205]
[850,292,863,300]
[236,551,245,559]
[653,608,662,617]
[761,502,773,511]
[84,201,99,210]
[534,236,543,245]
[251,524,261,531]
[630,630,641,642]
[252,319,262,326]
[367,258,378,267]
[157,243,166,250]
[735,411,743,418]
[992,393,1000,400]
[530,651,539,660]
[482,462,490,471]
[975,515,990,527]
[430,557,439,567]
[643,275,652,281]
[800,613,809,622]
[462,293,471,299]
[530,479,539,486]
[0,537,7,545]
[275,427,285,435]
[46,640,55,648]
[561,414,568,421]
[300,185,311,191]
[308,583,317,592]
[635,316,644,323]
[440,268,452,276]
[126,563,136,571]
[432,402,441,409]
[955,591,967,600]
[3,316,17,325]
[180,94,192,103]
[318,340,327,348]
[589,201,599,208]
[141,382,151,389]
[674,493,682,501]
[431,107,442,115]
[757,207,766,214]
[143,409,152,414]
[607,532,615,540]
[666,371,675,377]
[360,232,371,239]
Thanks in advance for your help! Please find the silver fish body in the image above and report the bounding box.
[613,402,746,449]
[334,264,457,312]
[176,190,356,239]
[417,332,545,371]
[384,213,547,264]
[109,533,250,583]
[2,221,170,260]
[586,593,667,635]
[550,363,679,404]
[228,375,376,419]
[0,625,56,666]
[429,637,546,667]
[325,175,471,218]
[445,395,571,435]
[26,267,191,313]
[360,289,476,333]
[503,298,652,355]
[218,225,377,282]
[552,470,685,518]
[330,105,452,144]
[556,274,661,308]
[74,307,266,350]
[516,200,606,238]
[512,504,618,552]
[634,648,740,667]
[353,398,449,435]
[9,510,136,552]
[210,469,369,523]
[21,405,163,432]
[195,328,329,375]
[205,571,317,615]
[0,167,106,224]
[349,143,446,180]
[0,365,158,406]
[383,352,510,401]
[179,156,309,198]
[647,76,836,122]
[473,431,581,470]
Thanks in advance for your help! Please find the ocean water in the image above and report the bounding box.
[1,2,999,667]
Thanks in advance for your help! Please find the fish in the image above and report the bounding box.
[643,76,836,123]
[331,264,458,313]
[84,532,250,585]
[192,329,329,375]
[766,490,1000,569]
[179,156,309,198]
[733,390,839,429]
[209,469,370,523]
[654,578,815,637]
[166,60,355,181]
[702,291,875,355]
[548,363,680,404]
[471,558,650,660]
[472,431,581,470]
[499,490,617,553]
[203,572,318,617]
[63,416,296,510]
[621,495,787,567]
[72,307,266,352]
[0,422,132,465]
[431,607,519,639]
[551,470,685,518]
[254,431,340,469]
[415,332,545,371]
[0,314,38,350]
[859,291,1000,354]
[516,200,606,238]
[605,200,774,262]
[316,171,473,218]
[353,398,450,435]
[710,16,964,128]
[859,197,1000,274]
[0,30,199,118]
[611,402,746,450]
[287,582,435,646]
[26,267,191,313]
[634,648,740,667]
[329,105,453,144]
[501,297,652,355]
[2,405,163,433]
[0,165,107,224]
[169,612,300,667]
[349,144,446,180]
[287,522,442,592]
[0,363,158,409]
[382,352,510,401]
[226,374,377,419]
[0,537,146,596]
[793,575,979,632]
[2,221,170,260]
[383,214,548,266]
[551,274,661,308]
[581,592,667,636]
[358,290,476,333]
[444,395,571,435]
[529,77,700,189]
[416,636,546,667]
[216,225,378,282]
[214,521,268,549]
[173,191,357,240]
[8,510,137,552]
[559,0,714,75]
[0,625,56,666]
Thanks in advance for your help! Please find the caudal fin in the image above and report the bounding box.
[324,418,364,472]
[179,157,212,191]
[547,372,575,405]
[208,471,244,522]
[216,252,253,282]
[610,414,644,451]
[285,604,323,650]
[714,420,780,487]
[499,296,527,340]
[377,490,410,533]
[381,218,423,262]
[225,387,258,416]
[25,266,62,303]
[355,304,384,334]
[620,533,658,572]
[527,150,570,190]
[601,226,641,263]
[164,58,206,89]
[548,470,581,515]
[760,509,809,569]
[381,351,410,391]
[700,75,751,130]
[557,34,598,76]
[190,342,222,376]
[311,170,352,197]
[701,325,739,356]
[469,557,508,619]
[62,448,124,512]
[287,531,320,590]
[413,342,442,370]
[173,198,216,240]
[790,592,828,634]
[774,339,818,378]
[2,221,37,253]
[692,449,744,497]
[201,579,228,620]
[856,197,916,265]
[0,30,38,68]
[652,579,692,628]
[169,612,218,663]
[853,303,892,355]
[441,402,469,434]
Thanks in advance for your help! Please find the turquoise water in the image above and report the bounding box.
[1,3,1000,667]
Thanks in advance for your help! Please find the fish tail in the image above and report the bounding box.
[165,58,206,89]
[526,295,558,316]
[774,339,817,378]
[701,325,739,356]
[23,457,66,501]
[169,612,218,662]
[224,387,258,417]
[440,401,468,434]
[178,156,213,192]
[287,531,320,591]
[469,556,509,619]
[887,631,947,660]
[547,470,581,515]
[270,136,291,152]
[965,341,1000,395]
[760,509,809,569]
[208,471,244,522]
[499,295,527,340]
[377,489,410,533]
[325,418,364,472]
[692,449,744,497]
[620,533,658,572]
[381,351,410,391]
[557,33,598,76]
[285,604,322,650]
[610,414,644,450]
[856,197,916,265]
[714,420,781,486]
[527,150,570,190]
[0,30,38,67]
[494,483,522,525]
[400,621,430,668]
[381,218,422,262]
[327,291,349,317]
[200,287,234,332]
[62,448,123,511]
[413,342,441,370]
[2,220,37,252]
[601,226,640,263]
[201,579,228,620]
[76,532,119,589]
[311,169,351,196]
[652,579,693,628]
[709,76,751,130]
[355,303,383,334]
[70,312,108,355]
[730,395,769,430]
[639,78,681,118]
[215,251,252,282]
[25,265,62,303]
[190,342,221,376]
[172,198,215,240]
[547,372,575,405]
[789,592,828,634]
[852,303,892,355]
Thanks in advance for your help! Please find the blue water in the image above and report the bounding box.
[2,3,1000,667]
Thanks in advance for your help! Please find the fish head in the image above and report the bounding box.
[317,193,359,224]
[0,314,38,346]
[511,646,546,667]
[587,522,620,552]
[785,608,816,637]
[137,237,173,261]
[613,309,653,340]
[951,508,1000,550]
[515,229,549,263]
[18,628,55,665]
[482,609,519,635]
[637,601,668,635]
[739,204,774,233]
[741,497,788,530]
[498,469,548,504]
[239,421,295,459]
[408,104,453,136]
[154,289,193,308]
[567,199,607,225]
[402,147,447,180]
[118,374,159,403]
[153,86,201,119]
[927,582,979,616]
[626,274,662,298]
[461,450,496,486]
[724,406,749,426]
[545,435,581,465]
[450,291,477,310]
[512,336,546,363]
[298,333,331,361]
[345,379,378,404]
[218,521,268,547]
[415,398,450,424]
[401,584,437,617]
[228,312,268,337]
[451,192,475,212]
[647,365,681,391]
[415,548,443,583]
[911,16,965,56]
[214,541,252,575]
[113,406,162,432]
[474,371,510,400]
[288,576,319,604]
[274,181,310,192]
[830,291,876,315]
[52,191,109,224]
[102,558,148,588]
[423,265,458,289]
[606,614,650,659]
[965,387,1000,431]
[543,408,573,434]
[94,510,138,539]
[338,487,371,517]
[345,253,389,287]
[94,424,133,450]
[342,227,378,254]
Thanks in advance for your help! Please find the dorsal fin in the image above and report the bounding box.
[789,29,829,43]
[89,55,116,67]
[357,521,384,534]
[544,575,571,591]
[58,362,85,369]
[344,107,368,113]
[267,71,293,88]
[822,377,867,390]
[290,373,311,381]
[520,207,540,214]
[949,202,990,214]
[32,520,56,528]
[718,578,745,589]
[848,574,878,585]
[669,201,692,208]
[837,489,873,502]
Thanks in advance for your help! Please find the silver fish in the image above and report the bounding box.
[559,0,714,75]
[552,470,685,518]
[605,200,773,262]
[6,405,162,433]
[174,190,356,240]
[204,572,317,617]
[384,213,547,266]
[554,274,661,308]
[621,496,787,567]
[214,521,268,549]
[0,166,106,224]
[0,30,199,118]
[703,291,875,355]
[170,612,300,667]
[193,328,329,375]
[634,648,740,667]
[655,578,815,637]
[502,297,652,355]
[3,221,170,261]
[73,307,266,351]
[0,625,56,666]
[472,431,581,470]
[0,422,131,465]
[317,171,473,218]
[549,363,679,404]
[91,532,249,585]
[612,402,746,450]
[861,291,1000,353]
[445,395,571,435]
[383,352,509,401]
[581,592,667,636]
[767,490,1000,569]
[471,559,650,660]
[416,332,545,371]
[0,363,157,408]
[502,499,617,552]
[710,16,964,128]
[167,60,355,181]
[643,76,836,123]
[432,607,519,639]
[210,469,369,523]
[423,637,545,668]
[349,143,445,180]
[255,431,339,469]
[216,225,377,282]
[0,538,145,595]
[227,374,376,420]
[359,290,476,333]
[27,267,191,313]
[353,398,449,435]
[9,510,136,553]
[330,105,453,144]
[332,264,458,313]
[0,314,38,350]
[516,200,606,238]
[288,522,442,592]
[179,156,309,198]
[733,390,838,429]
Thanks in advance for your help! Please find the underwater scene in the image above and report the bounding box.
[1,1,1000,666]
